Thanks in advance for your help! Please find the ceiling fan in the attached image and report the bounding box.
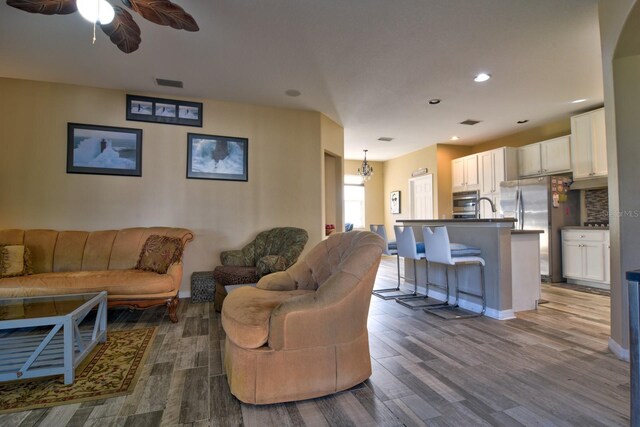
[6,0,199,53]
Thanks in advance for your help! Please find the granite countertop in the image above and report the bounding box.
[398,218,516,223]
[511,230,544,234]
[562,226,609,231]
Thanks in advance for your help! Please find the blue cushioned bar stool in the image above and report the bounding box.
[393,225,446,309]
[370,224,414,299]
[422,226,486,319]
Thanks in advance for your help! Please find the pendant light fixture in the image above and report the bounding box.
[77,0,115,24]
[357,149,373,182]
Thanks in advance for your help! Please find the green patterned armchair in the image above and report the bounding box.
[213,227,309,311]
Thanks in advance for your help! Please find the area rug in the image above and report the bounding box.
[0,327,156,414]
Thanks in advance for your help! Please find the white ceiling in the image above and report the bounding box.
[0,0,603,161]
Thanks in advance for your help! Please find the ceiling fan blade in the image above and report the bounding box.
[126,0,199,32]
[100,6,142,53]
[6,0,76,14]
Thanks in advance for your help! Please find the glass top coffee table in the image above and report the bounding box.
[0,291,107,385]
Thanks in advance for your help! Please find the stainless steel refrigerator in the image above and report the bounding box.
[500,175,579,282]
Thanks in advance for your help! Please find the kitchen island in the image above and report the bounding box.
[397,219,542,319]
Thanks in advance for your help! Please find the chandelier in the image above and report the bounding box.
[357,149,373,182]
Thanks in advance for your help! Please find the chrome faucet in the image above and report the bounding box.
[476,197,496,218]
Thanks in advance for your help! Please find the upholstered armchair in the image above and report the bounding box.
[213,227,308,311]
[221,231,385,404]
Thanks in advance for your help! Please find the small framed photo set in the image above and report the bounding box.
[187,133,248,182]
[390,190,401,214]
[126,94,202,127]
[67,123,142,177]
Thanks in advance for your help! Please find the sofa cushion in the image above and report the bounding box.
[0,269,175,298]
[213,265,259,286]
[221,287,313,350]
[256,255,287,277]
[0,245,26,277]
[136,235,183,274]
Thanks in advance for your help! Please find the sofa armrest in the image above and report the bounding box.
[268,265,377,351]
[256,271,297,291]
[166,262,183,292]
[220,250,248,266]
[256,255,287,277]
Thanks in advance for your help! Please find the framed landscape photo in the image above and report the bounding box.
[126,94,202,127]
[186,133,248,182]
[67,123,142,177]
[390,190,401,214]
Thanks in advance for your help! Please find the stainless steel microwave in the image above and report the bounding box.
[452,190,479,217]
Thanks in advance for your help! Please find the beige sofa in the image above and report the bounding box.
[0,227,193,322]
[222,230,384,404]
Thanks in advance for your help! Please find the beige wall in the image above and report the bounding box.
[344,160,384,229]
[436,144,472,218]
[321,115,345,233]
[382,145,438,239]
[0,78,336,295]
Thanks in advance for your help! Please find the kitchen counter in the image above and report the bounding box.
[397,219,541,319]
[562,226,609,230]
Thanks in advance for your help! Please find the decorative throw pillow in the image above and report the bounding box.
[135,235,184,274]
[0,245,28,277]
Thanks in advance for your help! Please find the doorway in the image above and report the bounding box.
[409,174,433,219]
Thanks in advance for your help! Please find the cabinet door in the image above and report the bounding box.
[518,144,542,177]
[571,113,594,179]
[562,240,583,279]
[591,109,608,176]
[492,149,505,193]
[480,151,494,195]
[541,136,571,174]
[465,155,479,187]
[583,241,606,282]
[452,158,465,190]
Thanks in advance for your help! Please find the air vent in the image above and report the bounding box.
[155,78,184,88]
[378,137,394,142]
[459,119,481,126]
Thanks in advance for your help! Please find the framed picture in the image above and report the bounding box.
[186,133,248,182]
[390,190,401,214]
[67,123,142,177]
[126,94,203,127]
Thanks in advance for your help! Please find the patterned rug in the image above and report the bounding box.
[0,327,156,415]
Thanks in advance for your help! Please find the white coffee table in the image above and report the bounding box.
[0,291,107,385]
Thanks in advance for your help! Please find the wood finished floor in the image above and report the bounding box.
[0,257,630,426]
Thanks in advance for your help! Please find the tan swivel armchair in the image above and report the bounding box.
[221,230,385,404]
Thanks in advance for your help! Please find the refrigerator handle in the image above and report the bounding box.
[515,189,523,230]
[518,189,525,230]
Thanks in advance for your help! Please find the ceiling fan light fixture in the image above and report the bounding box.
[77,0,115,25]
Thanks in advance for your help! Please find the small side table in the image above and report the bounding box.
[191,271,215,303]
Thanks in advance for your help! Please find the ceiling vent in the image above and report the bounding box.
[459,119,481,126]
[155,78,184,88]
[378,137,394,142]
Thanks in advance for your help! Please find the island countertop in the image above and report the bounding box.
[399,218,516,224]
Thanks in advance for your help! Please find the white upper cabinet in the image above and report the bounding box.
[480,147,516,196]
[571,108,607,179]
[452,154,479,192]
[517,136,571,177]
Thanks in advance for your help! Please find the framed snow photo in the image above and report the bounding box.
[186,133,248,182]
[67,123,142,177]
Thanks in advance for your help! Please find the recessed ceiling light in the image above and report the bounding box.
[428,99,441,105]
[474,73,491,83]
[285,89,301,97]
[450,136,460,141]
[571,98,587,104]
[517,120,529,124]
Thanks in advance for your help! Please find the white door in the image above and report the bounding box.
[410,175,433,220]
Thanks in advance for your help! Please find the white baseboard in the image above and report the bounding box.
[178,290,191,299]
[417,287,515,320]
[608,337,630,361]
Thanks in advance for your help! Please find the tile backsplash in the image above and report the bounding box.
[585,188,609,222]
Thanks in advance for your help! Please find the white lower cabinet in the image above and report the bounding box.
[561,229,609,286]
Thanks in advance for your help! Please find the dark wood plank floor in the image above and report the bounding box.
[0,257,630,426]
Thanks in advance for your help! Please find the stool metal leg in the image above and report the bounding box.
[396,261,448,309]
[372,254,416,300]
[425,262,485,319]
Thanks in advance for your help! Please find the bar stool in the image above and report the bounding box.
[422,226,486,319]
[370,225,407,299]
[393,226,446,309]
